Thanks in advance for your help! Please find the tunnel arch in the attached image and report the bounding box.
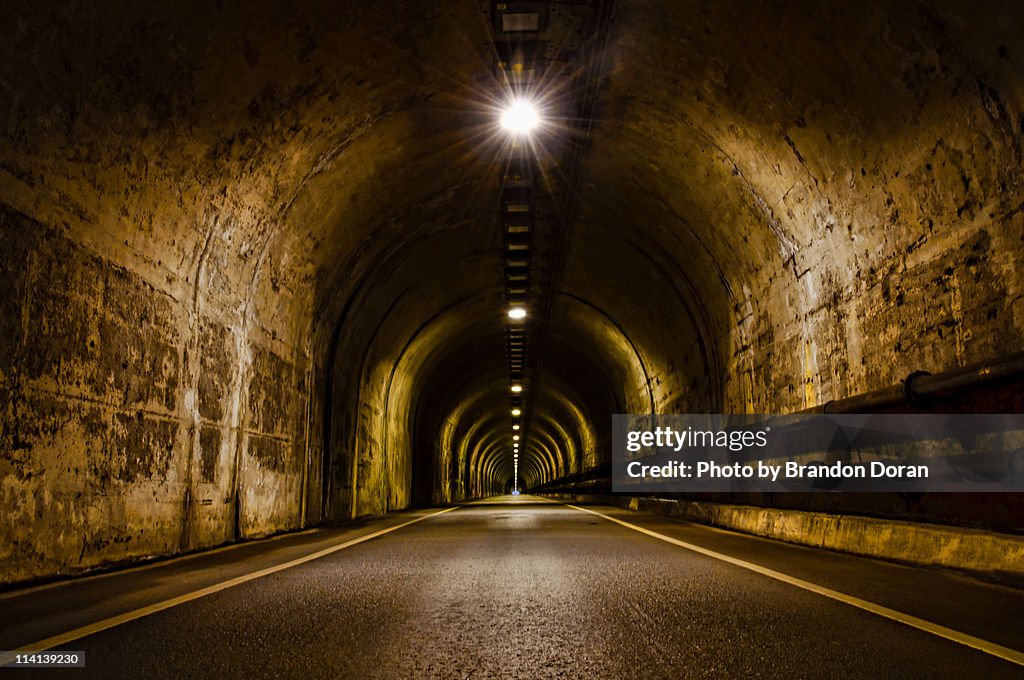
[1,0,1022,585]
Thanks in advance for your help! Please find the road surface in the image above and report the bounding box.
[1,496,1022,678]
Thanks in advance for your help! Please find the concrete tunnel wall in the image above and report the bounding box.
[0,0,1022,585]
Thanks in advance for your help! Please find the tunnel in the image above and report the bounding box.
[1,0,1023,677]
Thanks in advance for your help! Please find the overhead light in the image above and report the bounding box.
[511,408,521,416]
[500,99,540,134]
[511,384,523,393]
[513,425,520,431]
[507,307,527,320]
[513,435,520,441]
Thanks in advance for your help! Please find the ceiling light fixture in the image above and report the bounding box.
[500,99,540,134]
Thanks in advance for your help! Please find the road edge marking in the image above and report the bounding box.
[0,506,459,663]
[0,526,330,603]
[564,502,1024,667]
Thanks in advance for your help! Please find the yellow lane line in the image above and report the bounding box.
[0,506,459,664]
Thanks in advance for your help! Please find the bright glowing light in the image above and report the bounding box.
[507,307,527,320]
[511,384,523,393]
[500,99,540,134]
[511,408,521,416]
[513,435,520,441]
[513,424,520,430]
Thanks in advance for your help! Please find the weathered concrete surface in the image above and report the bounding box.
[0,0,1022,585]
[0,202,310,584]
[568,0,1024,417]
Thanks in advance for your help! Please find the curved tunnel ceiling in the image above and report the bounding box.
[1,0,1022,570]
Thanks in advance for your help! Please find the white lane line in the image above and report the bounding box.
[0,506,459,663]
[565,503,1024,668]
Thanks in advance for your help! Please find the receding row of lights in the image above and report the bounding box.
[499,93,540,494]
[510,306,522,464]
[491,4,543,497]
[509,308,523,456]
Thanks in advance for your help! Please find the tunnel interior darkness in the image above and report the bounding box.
[1,0,1023,585]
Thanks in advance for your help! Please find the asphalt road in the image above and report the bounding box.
[2,496,1022,679]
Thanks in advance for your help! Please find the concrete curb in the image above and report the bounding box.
[545,493,1024,579]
